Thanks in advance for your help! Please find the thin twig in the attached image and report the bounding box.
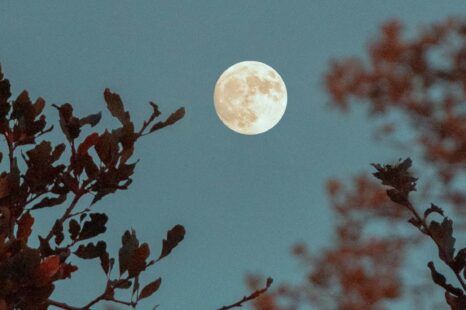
[47,299,80,310]
[47,280,134,310]
[217,277,273,310]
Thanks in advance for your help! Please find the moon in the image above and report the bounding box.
[213,61,287,135]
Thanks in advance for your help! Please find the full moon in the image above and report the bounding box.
[213,61,287,135]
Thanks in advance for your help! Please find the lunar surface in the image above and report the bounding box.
[214,61,287,135]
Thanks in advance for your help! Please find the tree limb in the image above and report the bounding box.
[217,277,273,310]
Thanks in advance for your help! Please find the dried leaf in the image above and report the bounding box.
[428,261,463,296]
[452,248,466,273]
[150,107,185,133]
[424,203,444,219]
[119,229,139,276]
[445,292,466,310]
[103,88,133,129]
[61,263,78,279]
[68,219,80,241]
[100,251,111,274]
[17,212,34,241]
[0,65,11,121]
[74,241,107,260]
[430,218,456,263]
[372,158,417,198]
[80,112,101,127]
[37,255,60,284]
[149,101,161,117]
[77,132,99,157]
[51,220,64,245]
[95,130,118,166]
[78,213,108,241]
[113,279,132,289]
[139,278,162,300]
[158,224,185,261]
[53,103,81,141]
[128,243,150,277]
[38,236,53,257]
[0,175,9,200]
[51,143,66,161]
[32,194,67,210]
[33,97,45,115]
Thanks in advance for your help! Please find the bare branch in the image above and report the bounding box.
[217,277,273,310]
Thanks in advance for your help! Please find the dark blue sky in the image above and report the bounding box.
[1,1,466,309]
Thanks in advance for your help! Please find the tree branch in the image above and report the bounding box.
[217,277,273,310]
[44,192,83,242]
[406,201,466,292]
[47,279,136,310]
[47,299,80,310]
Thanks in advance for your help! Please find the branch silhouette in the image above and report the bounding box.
[0,65,186,309]
[217,278,273,310]
[372,158,466,308]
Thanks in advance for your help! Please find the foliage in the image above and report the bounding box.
[247,17,466,310]
[0,65,273,310]
[0,65,187,309]
[372,158,466,309]
[325,18,466,211]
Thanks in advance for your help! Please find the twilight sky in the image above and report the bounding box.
[1,1,466,309]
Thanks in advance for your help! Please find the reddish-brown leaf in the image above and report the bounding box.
[119,229,139,276]
[17,212,34,241]
[103,88,133,129]
[150,107,185,133]
[139,278,162,300]
[79,112,101,127]
[158,224,185,261]
[32,194,67,210]
[78,213,108,241]
[128,243,150,277]
[37,255,60,283]
[61,263,78,279]
[51,220,64,245]
[75,241,107,260]
[68,219,80,241]
[0,175,11,199]
[77,132,99,157]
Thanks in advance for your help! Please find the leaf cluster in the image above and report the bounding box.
[372,158,466,309]
[0,65,186,309]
